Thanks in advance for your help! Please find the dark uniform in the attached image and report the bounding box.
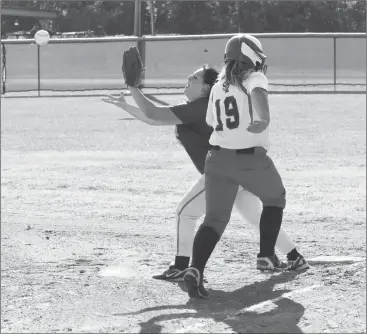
[171,97,212,174]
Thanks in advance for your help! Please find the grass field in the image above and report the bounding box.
[1,93,366,333]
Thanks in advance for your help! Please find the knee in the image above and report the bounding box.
[175,200,187,219]
[262,188,286,209]
[176,205,202,222]
[262,198,286,209]
[201,215,228,238]
[175,204,182,219]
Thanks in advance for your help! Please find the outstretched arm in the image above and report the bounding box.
[120,45,182,125]
[102,93,172,126]
[129,87,183,125]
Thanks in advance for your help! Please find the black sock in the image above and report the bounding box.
[287,248,301,261]
[259,206,283,257]
[174,256,190,270]
[190,226,220,276]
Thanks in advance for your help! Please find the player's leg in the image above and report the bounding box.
[235,149,288,270]
[233,187,309,270]
[233,187,262,230]
[233,189,297,254]
[153,175,206,281]
[175,175,206,265]
[185,150,239,298]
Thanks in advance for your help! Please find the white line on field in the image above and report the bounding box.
[173,322,207,333]
[172,284,323,333]
[235,284,322,315]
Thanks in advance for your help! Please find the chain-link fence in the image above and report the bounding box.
[1,33,366,95]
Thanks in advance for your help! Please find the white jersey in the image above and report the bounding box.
[206,72,270,150]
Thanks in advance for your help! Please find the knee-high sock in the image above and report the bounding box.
[190,226,220,276]
[234,188,296,255]
[259,206,283,257]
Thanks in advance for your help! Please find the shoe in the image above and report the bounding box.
[152,265,186,282]
[183,267,209,299]
[287,255,310,271]
[257,254,288,271]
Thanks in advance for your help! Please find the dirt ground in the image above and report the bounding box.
[1,94,366,333]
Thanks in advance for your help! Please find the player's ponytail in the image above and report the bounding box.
[219,60,254,94]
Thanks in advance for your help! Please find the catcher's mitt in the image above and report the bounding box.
[122,46,144,87]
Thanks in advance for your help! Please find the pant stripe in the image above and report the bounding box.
[176,187,205,255]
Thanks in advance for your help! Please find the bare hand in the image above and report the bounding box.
[102,92,127,106]
[246,120,269,133]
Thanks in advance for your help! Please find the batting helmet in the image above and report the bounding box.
[224,34,267,72]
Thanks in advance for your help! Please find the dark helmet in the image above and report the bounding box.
[224,34,267,72]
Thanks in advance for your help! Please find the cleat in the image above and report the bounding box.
[287,255,310,271]
[152,265,186,282]
[257,254,288,271]
[183,267,209,299]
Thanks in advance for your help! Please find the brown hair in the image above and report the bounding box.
[219,60,255,94]
[202,64,219,90]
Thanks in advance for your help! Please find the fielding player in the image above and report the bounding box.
[103,63,308,286]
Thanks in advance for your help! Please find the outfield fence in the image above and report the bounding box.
[1,33,366,95]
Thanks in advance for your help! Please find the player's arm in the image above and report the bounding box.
[205,90,214,127]
[247,73,270,134]
[252,87,270,125]
[102,94,162,125]
[102,94,173,126]
[116,101,165,126]
[129,87,183,125]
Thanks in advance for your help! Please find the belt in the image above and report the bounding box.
[209,145,255,154]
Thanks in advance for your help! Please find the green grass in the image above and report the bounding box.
[1,94,366,333]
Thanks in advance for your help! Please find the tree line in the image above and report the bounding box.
[2,1,366,37]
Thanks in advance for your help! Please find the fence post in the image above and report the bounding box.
[134,0,141,37]
[1,43,6,94]
[134,0,146,87]
[37,44,41,97]
[149,1,155,36]
[138,38,146,85]
[333,36,337,92]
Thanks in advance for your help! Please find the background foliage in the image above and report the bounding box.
[1,0,366,36]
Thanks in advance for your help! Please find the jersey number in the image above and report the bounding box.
[214,96,240,131]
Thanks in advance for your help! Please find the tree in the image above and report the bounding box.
[2,0,365,36]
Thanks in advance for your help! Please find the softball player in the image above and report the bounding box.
[183,35,308,299]
[103,64,308,286]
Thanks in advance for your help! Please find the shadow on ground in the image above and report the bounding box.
[115,271,306,333]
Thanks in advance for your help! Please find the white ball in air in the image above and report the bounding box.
[35,30,50,46]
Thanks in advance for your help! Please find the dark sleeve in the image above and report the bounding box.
[171,98,208,124]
